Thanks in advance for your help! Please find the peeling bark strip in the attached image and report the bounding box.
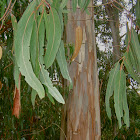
[12,73,21,118]
[66,0,101,139]
[71,26,83,61]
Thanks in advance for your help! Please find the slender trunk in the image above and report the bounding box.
[66,0,101,139]
[102,0,121,63]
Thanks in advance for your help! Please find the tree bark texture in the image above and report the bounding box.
[66,1,101,139]
[102,0,121,63]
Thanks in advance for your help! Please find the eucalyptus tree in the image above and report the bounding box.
[0,0,140,139]
[65,0,101,139]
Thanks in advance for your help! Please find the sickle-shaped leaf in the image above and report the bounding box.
[38,15,65,104]
[31,17,41,106]
[44,8,61,69]
[40,67,65,104]
[122,71,130,127]
[114,70,124,128]
[125,29,139,72]
[56,41,72,84]
[105,62,120,120]
[11,14,20,88]
[14,1,45,99]
[131,28,140,69]
[123,52,140,83]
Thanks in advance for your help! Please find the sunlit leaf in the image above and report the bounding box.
[44,8,61,69]
[105,62,120,120]
[14,1,45,99]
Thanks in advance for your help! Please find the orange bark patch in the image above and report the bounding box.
[71,26,83,61]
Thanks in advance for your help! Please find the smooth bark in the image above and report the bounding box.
[66,0,101,139]
[102,0,121,63]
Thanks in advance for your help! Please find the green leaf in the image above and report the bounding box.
[136,0,140,27]
[125,30,139,73]
[38,15,45,64]
[83,0,90,11]
[72,0,77,12]
[31,89,37,107]
[78,0,81,7]
[14,1,45,99]
[123,52,140,83]
[58,11,64,36]
[105,62,120,120]
[11,14,18,35]
[11,14,20,88]
[80,0,86,9]
[44,8,61,69]
[131,28,140,68]
[47,0,53,5]
[31,15,44,106]
[51,0,61,10]
[114,69,125,129]
[60,0,68,9]
[44,11,50,41]
[40,67,65,104]
[30,21,38,70]
[45,87,55,105]
[122,71,130,127]
[38,16,65,104]
[56,41,72,84]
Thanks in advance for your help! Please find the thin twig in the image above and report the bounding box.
[4,62,13,70]
[0,0,12,21]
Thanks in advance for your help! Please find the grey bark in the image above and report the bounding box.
[102,0,121,63]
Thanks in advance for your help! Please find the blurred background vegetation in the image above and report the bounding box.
[0,0,139,139]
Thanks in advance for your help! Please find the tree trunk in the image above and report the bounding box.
[102,0,121,63]
[66,0,101,139]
